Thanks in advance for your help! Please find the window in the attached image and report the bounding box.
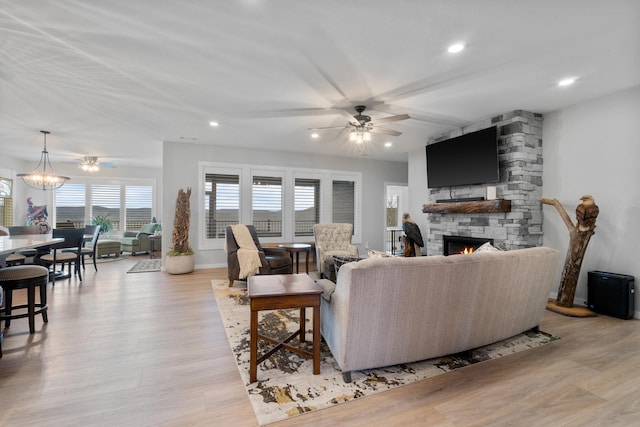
[294,178,319,236]
[0,177,13,227]
[0,198,12,227]
[54,179,156,232]
[252,175,282,237]
[55,183,86,227]
[332,180,355,225]
[205,173,239,238]
[199,162,361,249]
[91,184,121,231]
[125,185,153,229]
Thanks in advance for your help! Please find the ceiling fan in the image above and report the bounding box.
[78,156,117,171]
[309,105,410,143]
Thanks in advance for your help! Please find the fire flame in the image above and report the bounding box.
[460,247,475,254]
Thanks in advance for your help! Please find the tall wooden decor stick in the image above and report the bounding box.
[541,196,599,308]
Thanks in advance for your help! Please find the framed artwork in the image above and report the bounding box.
[0,177,12,198]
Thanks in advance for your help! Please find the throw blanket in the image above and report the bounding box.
[231,224,262,279]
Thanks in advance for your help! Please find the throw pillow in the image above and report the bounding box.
[474,242,500,253]
[367,248,393,258]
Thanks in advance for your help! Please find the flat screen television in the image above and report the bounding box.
[426,126,499,188]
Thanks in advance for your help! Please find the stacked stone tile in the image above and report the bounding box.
[425,110,543,255]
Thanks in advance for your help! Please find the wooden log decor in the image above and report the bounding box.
[422,199,511,214]
[541,196,599,310]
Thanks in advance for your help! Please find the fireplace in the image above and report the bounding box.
[443,236,494,256]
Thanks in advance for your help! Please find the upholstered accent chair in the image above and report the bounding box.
[313,223,359,278]
[225,225,292,287]
[120,223,156,255]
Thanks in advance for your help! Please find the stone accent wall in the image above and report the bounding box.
[425,110,543,255]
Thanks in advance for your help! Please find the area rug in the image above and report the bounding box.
[96,254,129,264]
[211,280,560,426]
[127,259,162,273]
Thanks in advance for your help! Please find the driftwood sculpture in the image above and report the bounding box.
[171,187,192,255]
[541,195,599,308]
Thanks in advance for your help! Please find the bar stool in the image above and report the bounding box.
[0,265,49,334]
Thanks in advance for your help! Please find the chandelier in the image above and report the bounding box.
[18,130,70,190]
[81,156,100,172]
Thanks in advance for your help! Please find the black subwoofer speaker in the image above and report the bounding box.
[587,271,635,319]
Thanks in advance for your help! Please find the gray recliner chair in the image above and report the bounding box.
[120,223,156,255]
[225,225,292,287]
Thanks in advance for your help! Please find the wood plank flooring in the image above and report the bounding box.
[1,257,639,426]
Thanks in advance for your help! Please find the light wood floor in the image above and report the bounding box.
[1,257,639,426]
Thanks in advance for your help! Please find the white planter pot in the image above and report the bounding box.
[165,254,195,275]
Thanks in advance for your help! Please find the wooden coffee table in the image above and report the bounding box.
[247,273,322,383]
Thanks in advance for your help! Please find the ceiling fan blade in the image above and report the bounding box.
[370,114,410,125]
[235,107,346,119]
[308,125,349,130]
[371,127,402,137]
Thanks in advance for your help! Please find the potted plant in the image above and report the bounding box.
[165,187,195,274]
[91,214,114,235]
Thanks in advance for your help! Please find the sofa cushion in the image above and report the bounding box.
[140,223,156,234]
[316,278,336,301]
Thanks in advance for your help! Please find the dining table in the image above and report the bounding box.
[0,234,64,268]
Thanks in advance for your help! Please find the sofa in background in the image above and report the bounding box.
[120,223,156,256]
[318,246,559,382]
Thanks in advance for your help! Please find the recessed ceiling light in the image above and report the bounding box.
[448,43,465,53]
[384,141,393,148]
[558,78,576,87]
[311,133,319,139]
[209,121,220,127]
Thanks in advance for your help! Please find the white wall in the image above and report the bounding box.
[543,86,640,315]
[162,142,408,268]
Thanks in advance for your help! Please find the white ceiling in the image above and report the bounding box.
[1,0,639,168]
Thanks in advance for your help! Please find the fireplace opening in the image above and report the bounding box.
[443,236,494,256]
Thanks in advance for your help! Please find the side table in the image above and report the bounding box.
[247,273,322,383]
[278,243,312,274]
[149,235,162,259]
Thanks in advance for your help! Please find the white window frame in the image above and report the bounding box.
[53,177,156,232]
[198,162,362,250]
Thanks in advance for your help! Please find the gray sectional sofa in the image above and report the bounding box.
[319,247,559,382]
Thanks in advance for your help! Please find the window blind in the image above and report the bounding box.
[295,178,320,236]
[55,183,86,227]
[252,176,282,237]
[205,173,239,238]
[125,185,153,230]
[332,180,355,225]
[92,184,121,231]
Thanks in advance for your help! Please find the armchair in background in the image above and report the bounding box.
[314,223,359,279]
[225,225,292,287]
[120,223,156,256]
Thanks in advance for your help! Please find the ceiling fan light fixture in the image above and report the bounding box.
[81,156,100,172]
[18,130,70,190]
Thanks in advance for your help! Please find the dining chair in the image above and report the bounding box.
[39,228,85,285]
[0,228,26,266]
[64,225,100,272]
[7,225,41,261]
